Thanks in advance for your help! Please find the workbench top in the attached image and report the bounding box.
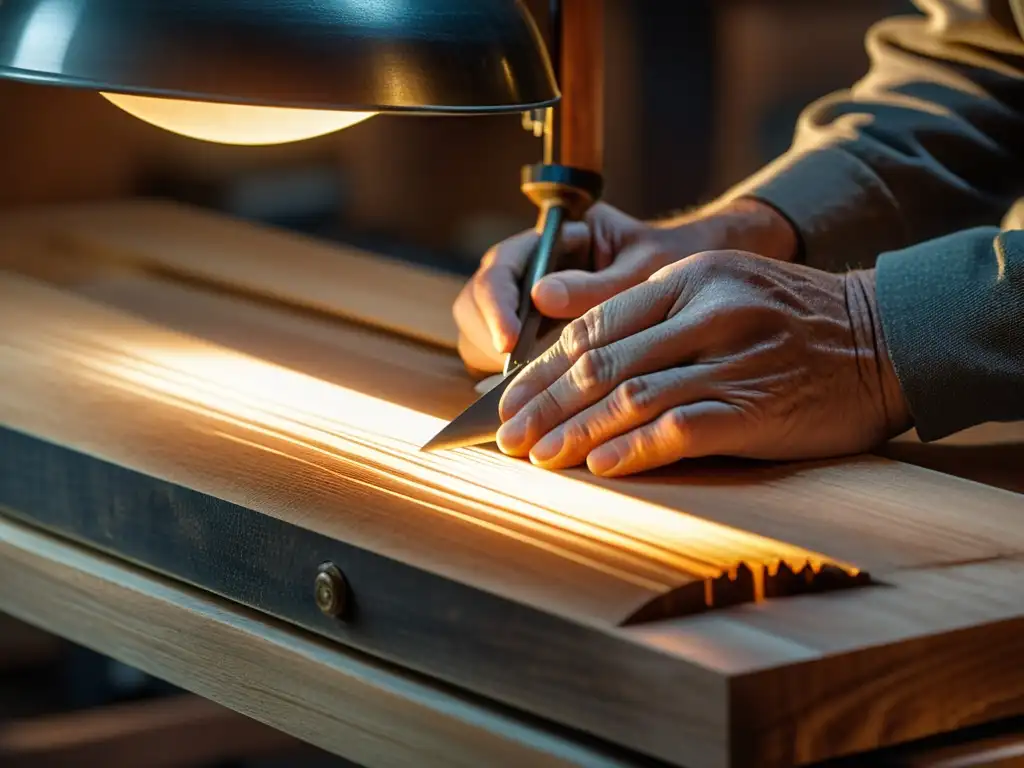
[0,201,1021,768]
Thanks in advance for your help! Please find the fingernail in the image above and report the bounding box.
[491,330,505,353]
[535,278,569,313]
[587,445,623,476]
[530,430,564,464]
[496,417,527,453]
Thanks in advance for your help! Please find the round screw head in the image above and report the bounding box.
[314,562,347,618]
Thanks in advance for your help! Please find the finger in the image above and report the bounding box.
[586,401,744,477]
[526,366,716,468]
[457,333,505,375]
[453,283,502,364]
[474,223,592,353]
[499,277,682,422]
[473,230,537,353]
[496,316,706,457]
[532,244,655,319]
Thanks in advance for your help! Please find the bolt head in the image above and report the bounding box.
[314,563,347,618]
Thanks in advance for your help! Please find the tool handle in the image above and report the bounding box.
[505,203,567,374]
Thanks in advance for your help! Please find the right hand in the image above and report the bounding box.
[453,199,799,374]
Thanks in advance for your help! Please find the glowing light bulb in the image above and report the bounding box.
[100,92,376,146]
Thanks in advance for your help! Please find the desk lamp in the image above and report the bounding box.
[0,0,564,144]
[0,0,605,432]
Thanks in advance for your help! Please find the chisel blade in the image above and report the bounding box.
[419,368,520,452]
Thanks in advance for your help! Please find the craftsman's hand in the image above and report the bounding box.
[495,251,912,476]
[453,200,797,374]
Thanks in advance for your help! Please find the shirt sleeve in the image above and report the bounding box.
[719,0,1024,272]
[876,227,1024,439]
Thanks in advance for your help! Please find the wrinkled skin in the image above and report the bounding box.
[453,200,796,375]
[493,251,911,476]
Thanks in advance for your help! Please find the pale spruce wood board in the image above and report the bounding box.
[1,201,1021,572]
[0,271,845,627]
[64,270,1024,575]
[628,556,1024,765]
[0,199,463,350]
[0,270,782,768]
[882,422,1024,495]
[0,205,1019,768]
[2,199,1020,498]
[0,515,646,768]
[0,273,1023,768]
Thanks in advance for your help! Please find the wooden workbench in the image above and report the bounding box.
[0,201,1022,768]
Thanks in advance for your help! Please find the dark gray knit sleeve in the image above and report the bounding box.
[876,227,1024,439]
[719,1,1024,272]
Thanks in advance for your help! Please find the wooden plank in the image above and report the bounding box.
[43,269,1024,577]
[0,200,463,349]
[0,271,864,627]
[1,202,1023,768]
[630,557,1024,765]
[0,515,645,768]
[881,423,1024,495]
[0,203,1020,577]
[0,695,301,768]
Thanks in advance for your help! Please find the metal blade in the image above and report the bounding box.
[420,368,520,452]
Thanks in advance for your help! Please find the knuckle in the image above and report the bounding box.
[560,316,594,361]
[572,348,614,392]
[661,408,692,442]
[612,377,650,418]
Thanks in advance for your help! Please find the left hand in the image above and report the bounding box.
[495,250,911,476]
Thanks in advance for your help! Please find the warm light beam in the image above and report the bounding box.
[41,335,856,601]
[101,93,376,146]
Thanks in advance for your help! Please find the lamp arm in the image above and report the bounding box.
[553,0,604,173]
[524,0,603,171]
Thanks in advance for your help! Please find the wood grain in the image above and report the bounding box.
[0,515,643,768]
[881,424,1024,495]
[0,200,462,349]
[33,273,1024,577]
[0,270,871,627]
[1,204,1020,578]
[1,202,1023,768]
[630,557,1024,766]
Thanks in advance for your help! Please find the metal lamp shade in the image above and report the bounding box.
[0,0,559,114]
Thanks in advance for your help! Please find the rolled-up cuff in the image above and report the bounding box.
[876,227,1023,441]
[720,147,910,272]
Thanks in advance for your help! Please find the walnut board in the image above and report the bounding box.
[0,202,1022,768]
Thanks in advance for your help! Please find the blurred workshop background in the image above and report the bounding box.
[0,1,914,766]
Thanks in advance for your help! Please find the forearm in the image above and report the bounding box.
[718,2,1024,271]
[658,198,798,262]
[875,227,1024,439]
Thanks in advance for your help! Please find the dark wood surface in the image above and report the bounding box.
[0,694,303,768]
